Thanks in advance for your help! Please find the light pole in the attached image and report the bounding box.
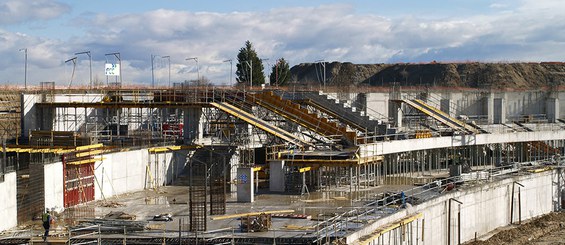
[315,59,326,89]
[261,58,270,86]
[186,57,199,85]
[105,52,122,86]
[244,60,252,87]
[65,57,77,89]
[151,54,158,88]
[162,56,171,87]
[19,48,27,89]
[75,51,92,89]
[223,59,232,86]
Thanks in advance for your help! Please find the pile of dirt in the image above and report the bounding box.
[289,62,565,90]
[465,212,565,245]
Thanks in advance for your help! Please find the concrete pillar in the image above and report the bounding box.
[493,98,506,124]
[269,160,285,192]
[440,99,451,116]
[389,102,403,128]
[183,108,203,144]
[237,167,254,202]
[484,93,494,124]
[229,153,240,193]
[547,98,559,123]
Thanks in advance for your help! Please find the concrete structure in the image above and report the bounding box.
[349,170,556,244]
[0,172,17,231]
[2,87,565,245]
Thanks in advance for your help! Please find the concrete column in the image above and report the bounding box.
[546,98,559,123]
[229,154,240,193]
[237,167,254,202]
[484,93,494,124]
[269,160,285,192]
[493,98,506,124]
[440,99,451,116]
[183,108,203,144]
[389,102,403,128]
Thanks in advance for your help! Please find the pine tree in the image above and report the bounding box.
[235,40,265,86]
[269,58,290,86]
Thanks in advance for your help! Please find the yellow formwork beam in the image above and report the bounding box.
[76,143,104,151]
[66,157,104,165]
[252,166,264,172]
[358,213,423,245]
[76,149,104,158]
[211,210,295,221]
[527,166,553,173]
[148,145,201,153]
[299,167,312,173]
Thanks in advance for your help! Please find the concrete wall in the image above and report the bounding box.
[363,91,561,123]
[22,93,104,136]
[44,161,64,213]
[349,171,556,244]
[0,172,17,232]
[94,149,188,200]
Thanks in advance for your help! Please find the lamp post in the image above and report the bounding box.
[261,58,269,86]
[223,59,232,86]
[151,54,158,88]
[65,57,78,89]
[19,48,27,89]
[162,56,171,87]
[315,59,326,89]
[75,51,92,89]
[186,57,199,85]
[244,60,252,87]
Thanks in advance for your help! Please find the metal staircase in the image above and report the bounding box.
[210,102,311,148]
[298,92,383,133]
[401,99,480,134]
[249,91,356,146]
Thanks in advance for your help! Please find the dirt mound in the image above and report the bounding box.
[289,62,565,89]
[465,212,565,245]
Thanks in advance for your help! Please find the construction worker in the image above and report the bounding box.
[42,209,52,241]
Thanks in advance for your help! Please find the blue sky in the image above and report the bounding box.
[0,0,563,87]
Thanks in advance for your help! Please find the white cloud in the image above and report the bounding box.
[1,2,565,86]
[0,0,70,25]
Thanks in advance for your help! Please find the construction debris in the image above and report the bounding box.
[104,211,136,220]
[152,213,173,222]
[271,213,311,219]
[98,201,124,208]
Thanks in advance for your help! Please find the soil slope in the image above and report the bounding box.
[290,62,565,89]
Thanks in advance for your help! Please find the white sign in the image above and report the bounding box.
[105,63,120,76]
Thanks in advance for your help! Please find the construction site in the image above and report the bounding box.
[1,83,565,244]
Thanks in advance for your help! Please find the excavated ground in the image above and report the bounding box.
[466,212,565,245]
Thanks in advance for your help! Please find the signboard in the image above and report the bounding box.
[105,63,120,76]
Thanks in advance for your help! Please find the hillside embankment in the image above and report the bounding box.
[290,62,565,90]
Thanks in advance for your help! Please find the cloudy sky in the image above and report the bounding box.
[0,0,564,87]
